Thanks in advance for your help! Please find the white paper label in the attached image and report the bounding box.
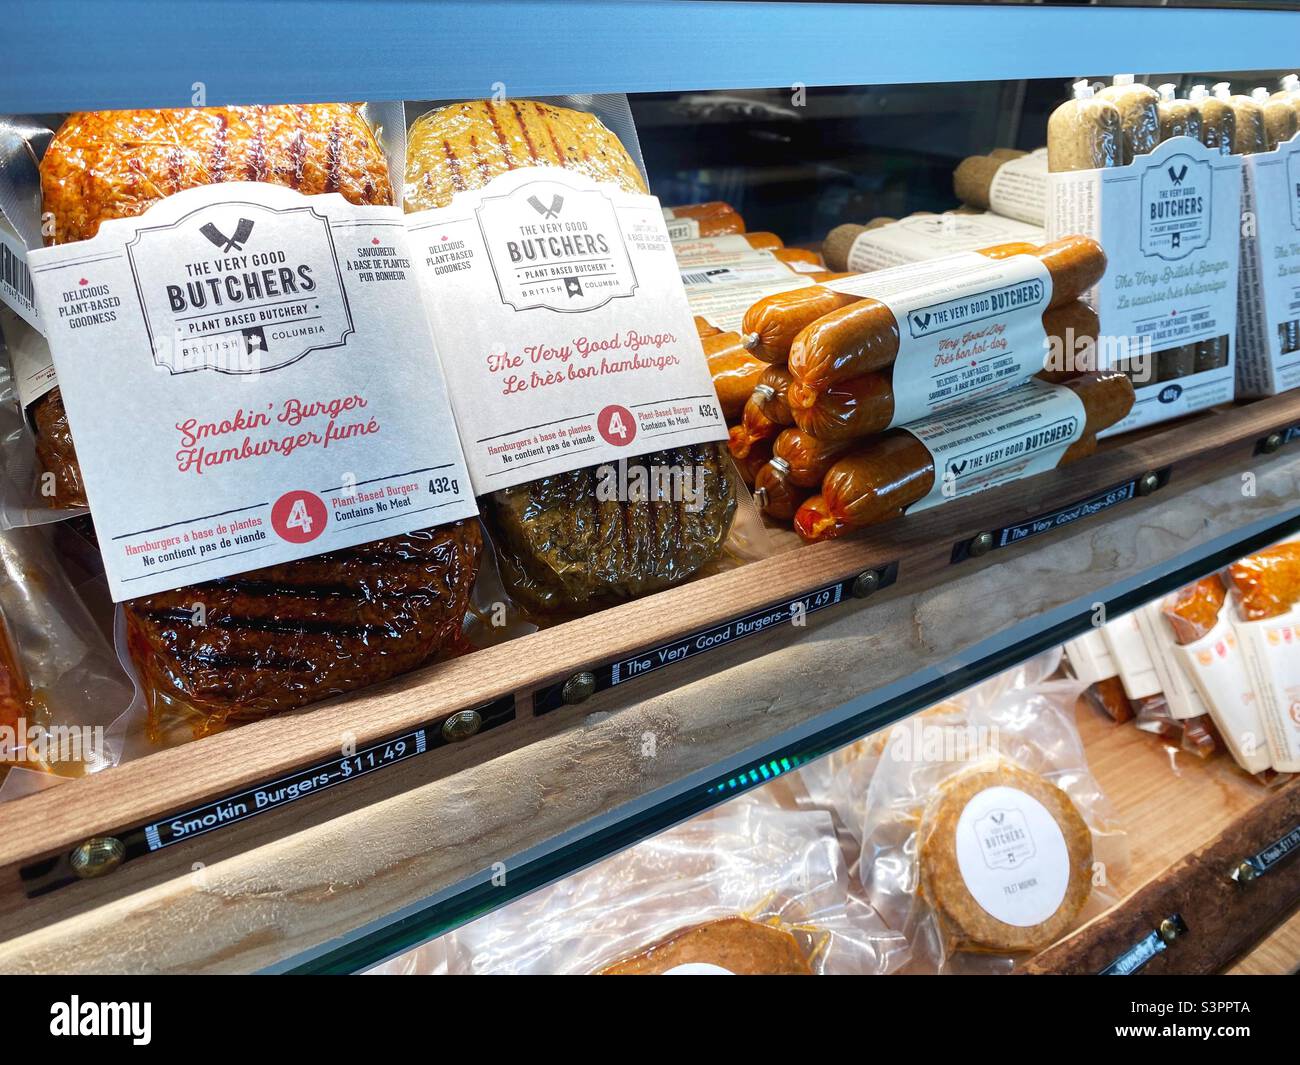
[0,306,57,409]
[1235,133,1300,398]
[873,253,1051,426]
[1234,606,1300,772]
[679,260,795,289]
[1174,614,1272,774]
[407,168,727,493]
[662,963,735,975]
[988,149,1049,227]
[0,222,40,334]
[686,274,814,335]
[666,217,700,242]
[955,785,1071,928]
[671,235,765,267]
[27,182,476,601]
[1046,137,1243,434]
[905,378,1086,513]
[846,213,1044,273]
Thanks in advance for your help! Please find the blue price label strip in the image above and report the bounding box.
[534,564,898,715]
[951,471,1169,564]
[20,695,515,898]
[1099,914,1187,975]
[1234,821,1300,881]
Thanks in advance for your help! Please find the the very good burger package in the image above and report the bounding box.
[402,95,755,615]
[1047,79,1244,434]
[380,798,909,975]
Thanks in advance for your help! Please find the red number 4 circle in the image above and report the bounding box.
[597,404,636,447]
[271,490,328,544]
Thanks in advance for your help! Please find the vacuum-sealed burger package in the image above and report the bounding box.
[0,524,132,801]
[849,678,1126,973]
[429,799,909,974]
[402,96,762,616]
[15,103,482,736]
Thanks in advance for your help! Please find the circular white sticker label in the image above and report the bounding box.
[662,963,735,975]
[953,785,1071,928]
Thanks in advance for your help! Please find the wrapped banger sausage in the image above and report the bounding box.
[703,332,766,419]
[1048,81,1122,173]
[1096,75,1160,165]
[785,236,1107,394]
[752,463,811,521]
[741,239,1063,365]
[1163,574,1228,644]
[1213,83,1266,155]
[770,428,853,487]
[795,372,1132,542]
[732,437,772,489]
[1252,87,1298,151]
[664,201,741,223]
[1156,84,1203,142]
[790,300,1100,441]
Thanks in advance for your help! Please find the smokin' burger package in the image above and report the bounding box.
[392,798,909,975]
[1047,79,1244,434]
[401,94,763,617]
[843,675,1127,973]
[0,101,498,738]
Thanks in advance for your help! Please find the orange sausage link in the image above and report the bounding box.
[732,437,773,489]
[664,201,740,222]
[742,285,861,363]
[788,236,1107,391]
[703,331,766,419]
[752,364,795,426]
[771,428,855,487]
[753,461,812,521]
[790,301,1102,441]
[688,211,746,237]
[773,247,825,269]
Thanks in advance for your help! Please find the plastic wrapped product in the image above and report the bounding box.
[796,373,1129,541]
[405,100,740,612]
[35,104,395,509]
[486,442,736,612]
[1048,80,1122,172]
[785,237,1105,394]
[851,680,1125,972]
[432,799,909,975]
[1252,87,1298,151]
[1190,83,1237,156]
[123,522,482,736]
[1096,74,1161,165]
[1213,82,1266,155]
[1155,83,1203,142]
[702,331,766,419]
[1228,540,1300,621]
[0,525,133,799]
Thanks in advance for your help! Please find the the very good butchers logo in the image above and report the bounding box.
[974,806,1036,870]
[906,276,1046,340]
[1140,153,1212,260]
[477,177,638,313]
[125,200,353,374]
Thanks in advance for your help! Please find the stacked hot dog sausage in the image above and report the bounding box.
[720,235,1134,541]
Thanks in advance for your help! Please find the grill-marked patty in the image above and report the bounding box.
[488,444,736,612]
[124,522,481,732]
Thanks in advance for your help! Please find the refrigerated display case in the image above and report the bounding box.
[0,1,1296,977]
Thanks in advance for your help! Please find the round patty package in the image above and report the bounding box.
[379,798,909,975]
[846,676,1126,973]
